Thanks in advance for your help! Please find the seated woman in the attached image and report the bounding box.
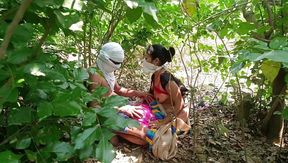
[143,44,189,125]
[116,44,190,145]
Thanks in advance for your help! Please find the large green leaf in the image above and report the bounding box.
[92,86,109,98]
[79,145,93,160]
[126,7,143,23]
[37,125,61,145]
[181,0,198,17]
[0,84,18,104]
[23,63,46,77]
[0,68,10,81]
[8,107,32,125]
[140,2,158,22]
[236,22,256,35]
[11,23,34,46]
[25,150,37,162]
[16,138,31,150]
[83,111,96,126]
[143,13,160,28]
[255,50,288,63]
[95,107,118,118]
[7,48,33,64]
[261,60,281,82]
[52,142,74,161]
[0,150,21,163]
[52,101,81,117]
[269,37,288,50]
[95,138,115,163]
[54,11,80,29]
[73,68,89,81]
[37,102,53,121]
[74,127,100,149]
[103,95,128,108]
[230,61,244,74]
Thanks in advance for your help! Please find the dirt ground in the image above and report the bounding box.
[111,104,288,163]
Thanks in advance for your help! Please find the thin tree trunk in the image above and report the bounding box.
[262,68,286,144]
[0,0,33,59]
[82,14,88,68]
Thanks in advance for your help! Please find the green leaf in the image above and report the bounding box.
[95,138,115,163]
[140,2,158,22]
[92,86,109,98]
[37,102,53,121]
[95,107,118,118]
[261,60,281,82]
[25,150,37,162]
[282,107,288,120]
[37,125,62,145]
[52,101,81,117]
[46,70,67,82]
[230,61,244,74]
[0,84,17,104]
[79,145,93,160]
[126,7,143,23]
[52,142,74,161]
[269,37,288,50]
[74,127,100,149]
[255,50,288,63]
[11,23,34,46]
[181,0,198,17]
[143,13,160,28]
[16,138,31,149]
[24,63,46,77]
[236,22,256,35]
[103,95,128,108]
[0,68,10,81]
[7,48,33,64]
[83,111,96,126]
[8,107,32,125]
[242,52,262,61]
[0,150,21,163]
[73,68,89,81]
[54,11,80,29]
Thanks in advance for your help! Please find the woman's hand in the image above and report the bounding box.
[118,105,143,119]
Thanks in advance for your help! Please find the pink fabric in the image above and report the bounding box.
[133,104,156,127]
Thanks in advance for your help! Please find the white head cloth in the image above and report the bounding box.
[96,42,124,90]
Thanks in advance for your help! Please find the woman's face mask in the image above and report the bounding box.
[142,59,162,74]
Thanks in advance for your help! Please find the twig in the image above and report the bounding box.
[190,1,250,29]
[0,0,33,59]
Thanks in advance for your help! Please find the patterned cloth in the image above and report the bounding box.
[144,101,176,150]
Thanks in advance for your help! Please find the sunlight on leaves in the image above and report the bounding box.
[261,60,281,82]
[69,21,83,31]
[63,0,83,10]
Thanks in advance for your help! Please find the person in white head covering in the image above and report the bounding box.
[88,42,149,114]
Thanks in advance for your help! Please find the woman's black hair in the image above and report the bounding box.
[147,44,176,65]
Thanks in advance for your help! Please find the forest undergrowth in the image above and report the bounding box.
[110,78,288,163]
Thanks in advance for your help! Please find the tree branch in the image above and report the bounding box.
[0,0,33,60]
